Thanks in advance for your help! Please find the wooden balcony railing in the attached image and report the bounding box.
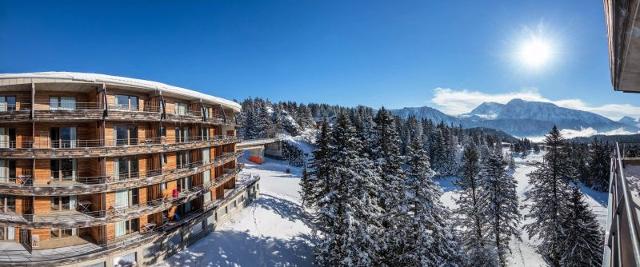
[0,135,240,158]
[0,151,242,195]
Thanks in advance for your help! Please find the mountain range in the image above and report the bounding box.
[391,99,638,137]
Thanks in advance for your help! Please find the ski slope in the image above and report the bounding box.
[439,152,608,266]
[156,159,314,266]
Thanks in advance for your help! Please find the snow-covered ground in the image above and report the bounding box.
[438,152,608,267]
[156,159,314,266]
[157,151,608,267]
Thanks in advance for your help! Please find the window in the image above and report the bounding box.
[175,102,187,115]
[49,96,76,110]
[203,107,209,119]
[201,127,210,140]
[0,96,16,112]
[114,126,138,146]
[177,152,190,169]
[203,191,211,204]
[203,170,211,185]
[175,127,189,143]
[0,128,16,148]
[115,190,129,209]
[51,159,76,181]
[115,95,139,111]
[202,148,210,164]
[50,127,76,148]
[50,228,75,239]
[0,160,15,183]
[115,218,139,238]
[114,157,138,180]
[51,196,75,211]
[177,176,192,192]
[0,195,16,213]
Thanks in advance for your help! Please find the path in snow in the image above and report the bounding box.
[156,159,314,267]
[438,152,608,267]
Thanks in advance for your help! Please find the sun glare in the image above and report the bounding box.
[518,36,553,69]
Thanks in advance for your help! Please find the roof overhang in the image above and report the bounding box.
[605,0,640,92]
[0,72,242,112]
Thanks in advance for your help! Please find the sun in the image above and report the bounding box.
[517,35,554,69]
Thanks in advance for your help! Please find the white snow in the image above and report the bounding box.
[155,159,314,266]
[437,151,608,266]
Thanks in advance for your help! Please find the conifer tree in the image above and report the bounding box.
[315,114,382,266]
[559,185,604,267]
[404,131,463,266]
[524,126,573,266]
[371,107,406,264]
[480,146,520,266]
[456,145,497,266]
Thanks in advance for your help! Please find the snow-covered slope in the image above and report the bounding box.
[156,159,314,266]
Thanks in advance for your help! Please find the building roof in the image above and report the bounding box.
[0,72,241,112]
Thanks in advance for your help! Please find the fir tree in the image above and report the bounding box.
[315,114,382,266]
[404,131,463,266]
[559,185,604,267]
[480,146,521,266]
[456,144,498,266]
[524,126,573,266]
[371,107,406,264]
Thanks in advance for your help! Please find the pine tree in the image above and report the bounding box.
[315,114,382,266]
[559,185,604,267]
[456,144,498,266]
[480,146,521,266]
[404,131,463,266]
[524,126,573,266]
[371,107,406,264]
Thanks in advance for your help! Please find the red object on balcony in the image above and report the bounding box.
[172,188,179,198]
[248,155,263,164]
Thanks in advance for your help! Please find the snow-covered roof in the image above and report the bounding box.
[0,72,241,112]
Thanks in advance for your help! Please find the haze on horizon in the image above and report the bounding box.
[0,0,638,120]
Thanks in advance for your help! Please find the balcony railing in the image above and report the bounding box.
[604,142,640,266]
[0,135,240,158]
[0,151,242,195]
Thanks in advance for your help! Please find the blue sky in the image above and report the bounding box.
[1,0,638,119]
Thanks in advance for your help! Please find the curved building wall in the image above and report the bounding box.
[0,72,257,266]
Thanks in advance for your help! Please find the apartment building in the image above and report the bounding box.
[0,72,259,266]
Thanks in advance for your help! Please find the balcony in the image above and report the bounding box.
[0,103,31,122]
[0,151,242,195]
[604,143,640,266]
[0,167,241,228]
[165,110,203,123]
[106,104,162,121]
[33,102,103,121]
[0,135,240,158]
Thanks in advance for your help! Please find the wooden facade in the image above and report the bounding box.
[0,74,242,256]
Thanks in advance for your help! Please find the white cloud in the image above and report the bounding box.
[527,127,635,142]
[431,87,640,120]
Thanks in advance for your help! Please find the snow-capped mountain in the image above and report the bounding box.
[392,99,638,137]
[618,116,640,127]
